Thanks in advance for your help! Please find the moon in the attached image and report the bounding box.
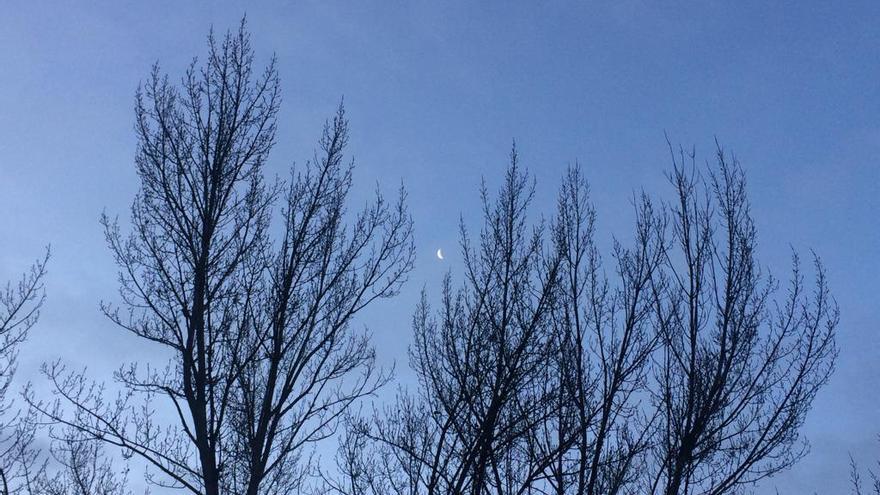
[436,248,444,260]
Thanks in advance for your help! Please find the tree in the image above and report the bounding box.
[850,439,880,495]
[327,142,839,495]
[537,167,664,495]
[227,102,413,495]
[40,426,131,495]
[0,250,49,495]
[31,20,413,495]
[330,148,562,495]
[398,149,560,495]
[646,144,839,495]
[314,415,399,495]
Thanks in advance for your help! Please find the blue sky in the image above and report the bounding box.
[0,2,877,493]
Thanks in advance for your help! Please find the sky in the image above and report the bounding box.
[0,1,878,493]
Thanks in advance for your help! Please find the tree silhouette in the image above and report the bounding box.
[40,425,131,495]
[538,167,664,495]
[850,439,880,495]
[30,20,413,495]
[645,144,839,495]
[342,148,562,495]
[325,143,839,495]
[0,250,48,495]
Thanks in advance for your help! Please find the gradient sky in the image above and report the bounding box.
[1,2,877,493]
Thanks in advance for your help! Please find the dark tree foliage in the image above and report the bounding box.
[0,250,49,495]
[30,21,413,495]
[645,145,839,495]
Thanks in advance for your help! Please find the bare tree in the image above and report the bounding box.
[0,250,49,495]
[537,167,663,495]
[850,439,880,495]
[40,425,131,495]
[30,20,413,495]
[227,104,413,495]
[646,143,839,495]
[336,148,561,495]
[313,415,401,495]
[326,142,839,495]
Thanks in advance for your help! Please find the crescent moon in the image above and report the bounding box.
[436,248,444,260]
